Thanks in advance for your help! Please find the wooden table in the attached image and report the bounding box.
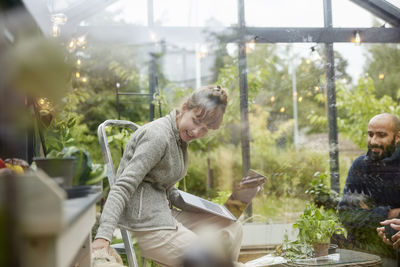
[283,249,382,267]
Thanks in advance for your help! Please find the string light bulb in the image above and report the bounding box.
[270,96,275,102]
[298,96,303,102]
[75,72,80,78]
[314,86,320,92]
[52,24,60,37]
[77,59,81,66]
[76,35,86,47]
[50,13,67,37]
[199,44,208,58]
[352,31,361,45]
[378,73,385,80]
[310,46,321,61]
[68,38,76,52]
[246,39,256,54]
[149,31,157,42]
[280,107,285,113]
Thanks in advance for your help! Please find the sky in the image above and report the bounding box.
[95,0,399,82]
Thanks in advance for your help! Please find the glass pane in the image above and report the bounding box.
[82,0,148,26]
[245,0,324,27]
[385,0,400,8]
[332,0,386,27]
[153,0,237,27]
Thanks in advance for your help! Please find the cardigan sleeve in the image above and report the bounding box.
[95,128,167,241]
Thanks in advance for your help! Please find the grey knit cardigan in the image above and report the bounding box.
[95,110,188,242]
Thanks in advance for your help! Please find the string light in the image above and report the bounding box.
[149,31,157,42]
[52,24,60,37]
[246,39,256,54]
[75,72,80,78]
[378,73,385,80]
[298,96,303,102]
[50,13,67,37]
[198,44,208,58]
[76,35,86,47]
[270,96,275,102]
[305,59,311,64]
[314,86,320,92]
[77,59,81,66]
[310,46,321,61]
[352,31,361,45]
[68,38,76,52]
[280,107,285,112]
[81,77,88,83]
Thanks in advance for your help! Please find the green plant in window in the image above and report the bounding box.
[305,172,339,211]
[293,203,347,244]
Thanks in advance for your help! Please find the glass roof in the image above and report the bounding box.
[386,0,400,8]
[81,0,386,28]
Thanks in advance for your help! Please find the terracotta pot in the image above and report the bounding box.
[312,242,329,257]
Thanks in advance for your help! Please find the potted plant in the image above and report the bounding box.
[293,203,347,257]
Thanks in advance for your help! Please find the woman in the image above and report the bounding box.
[93,85,244,267]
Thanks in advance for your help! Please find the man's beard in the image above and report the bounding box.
[367,137,397,161]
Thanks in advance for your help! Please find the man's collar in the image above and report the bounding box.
[383,143,400,163]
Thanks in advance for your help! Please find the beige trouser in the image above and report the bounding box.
[132,209,245,267]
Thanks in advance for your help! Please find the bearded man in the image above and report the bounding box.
[338,113,400,259]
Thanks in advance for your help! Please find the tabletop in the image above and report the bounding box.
[283,249,382,267]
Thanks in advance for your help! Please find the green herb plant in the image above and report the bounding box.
[293,203,347,245]
[305,172,340,211]
[274,233,313,261]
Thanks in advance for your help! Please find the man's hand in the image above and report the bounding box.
[92,238,110,252]
[377,226,392,246]
[378,219,400,249]
[387,208,400,219]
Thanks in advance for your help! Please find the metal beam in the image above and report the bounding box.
[77,25,400,45]
[246,27,400,43]
[350,0,400,27]
[323,0,340,194]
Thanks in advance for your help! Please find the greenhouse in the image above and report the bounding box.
[1,0,400,266]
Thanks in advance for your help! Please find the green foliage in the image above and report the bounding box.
[259,149,328,198]
[364,44,400,100]
[47,146,105,185]
[308,77,400,148]
[336,78,400,148]
[305,172,339,211]
[293,203,346,244]
[274,233,313,261]
[210,190,231,205]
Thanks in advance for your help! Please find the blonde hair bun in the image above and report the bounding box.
[208,85,228,106]
[182,85,228,129]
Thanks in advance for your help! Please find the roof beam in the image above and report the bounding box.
[350,0,400,27]
[77,26,400,44]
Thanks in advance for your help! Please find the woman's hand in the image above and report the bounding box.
[92,238,110,252]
